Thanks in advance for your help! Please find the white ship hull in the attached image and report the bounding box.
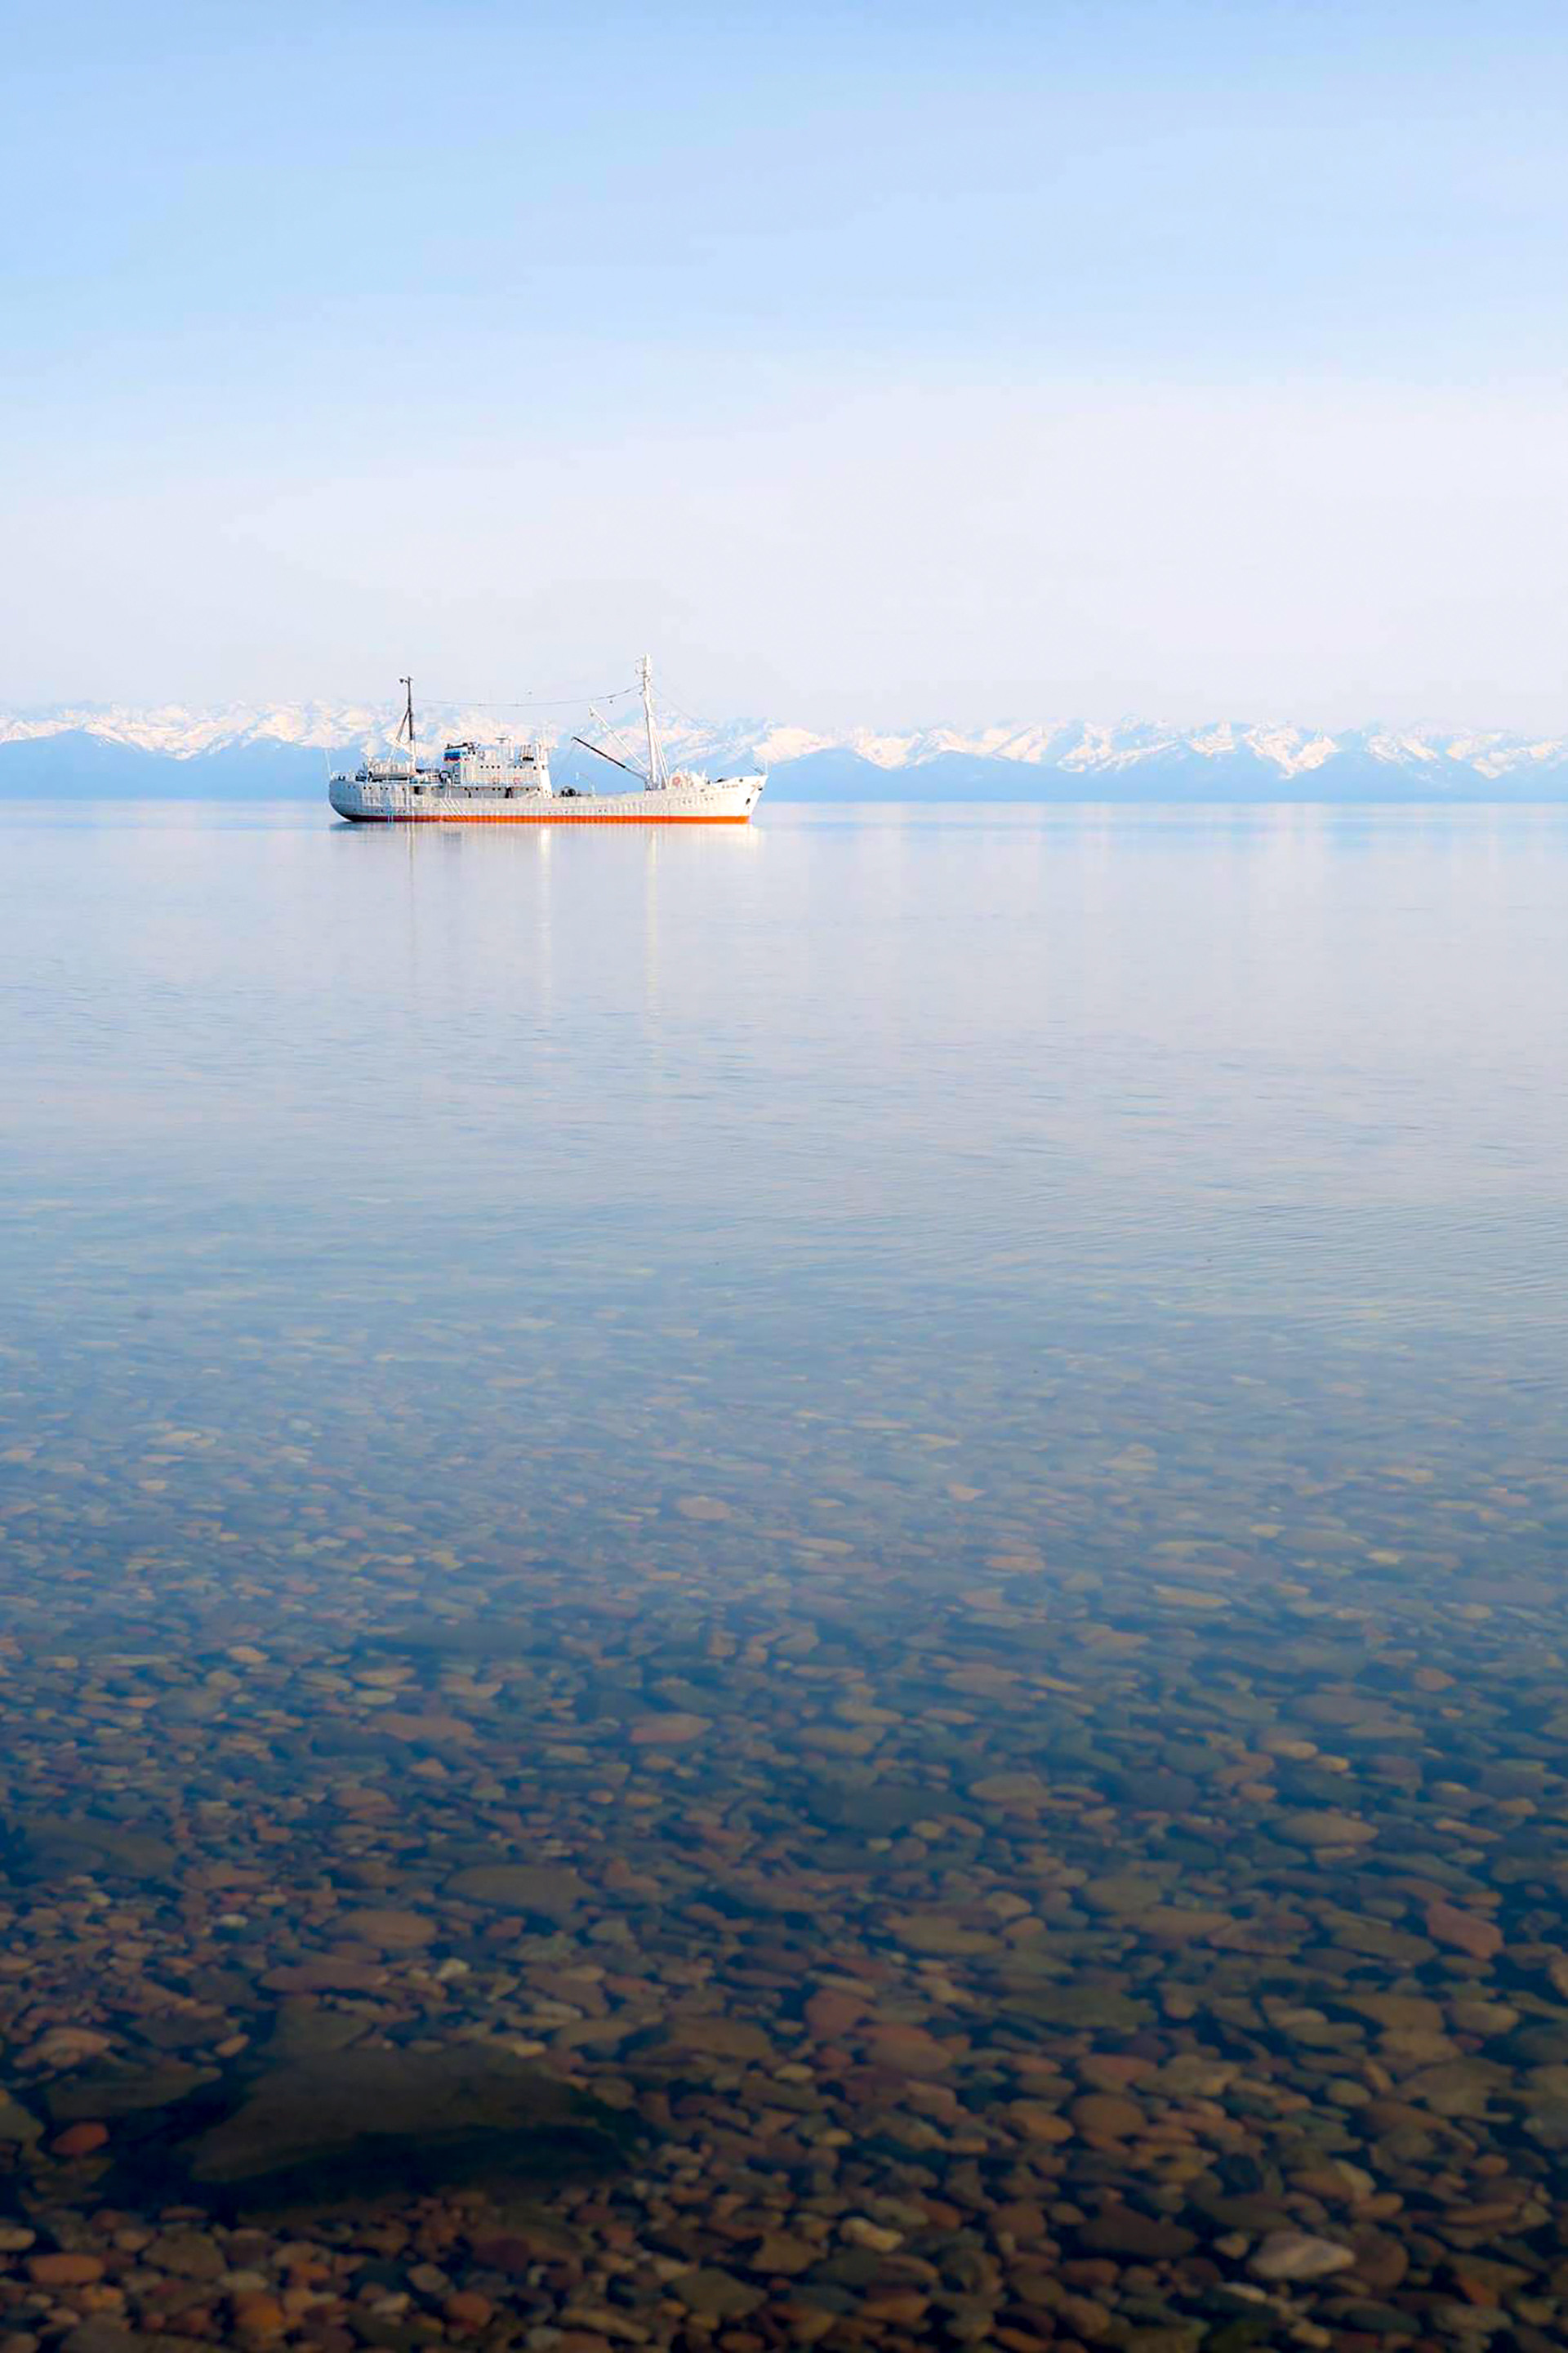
[330,773,764,824]
[328,660,762,824]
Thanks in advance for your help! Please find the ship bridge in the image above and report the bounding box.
[438,738,550,791]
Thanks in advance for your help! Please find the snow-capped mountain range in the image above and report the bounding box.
[6,700,1568,800]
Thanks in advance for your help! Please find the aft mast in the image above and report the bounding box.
[639,655,667,791]
[398,676,415,754]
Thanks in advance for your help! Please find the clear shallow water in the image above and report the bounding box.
[2,802,1567,2346]
[7,802,1568,1609]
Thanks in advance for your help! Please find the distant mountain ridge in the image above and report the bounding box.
[6,701,1568,800]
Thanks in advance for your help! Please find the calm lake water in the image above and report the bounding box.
[1,802,1566,2348]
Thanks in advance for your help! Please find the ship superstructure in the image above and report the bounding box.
[329,662,764,824]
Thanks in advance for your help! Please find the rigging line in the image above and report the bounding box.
[585,702,646,773]
[653,671,719,738]
[396,682,638,711]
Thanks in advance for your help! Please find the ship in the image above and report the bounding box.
[328,659,764,824]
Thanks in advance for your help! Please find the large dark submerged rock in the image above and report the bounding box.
[93,2044,642,2218]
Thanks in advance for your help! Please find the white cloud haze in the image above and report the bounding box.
[5,2,1567,728]
[9,377,1568,729]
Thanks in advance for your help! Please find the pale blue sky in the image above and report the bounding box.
[5,1,1566,724]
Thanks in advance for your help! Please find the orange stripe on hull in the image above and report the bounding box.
[343,811,752,825]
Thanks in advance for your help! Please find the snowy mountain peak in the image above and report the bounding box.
[4,701,1568,797]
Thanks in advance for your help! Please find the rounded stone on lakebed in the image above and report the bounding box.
[627,1712,710,1745]
[1009,2101,1072,2141]
[969,1772,1050,1807]
[333,1907,435,1950]
[886,1911,1001,1956]
[51,2119,109,2157]
[442,1864,586,1915]
[28,2252,105,2287]
[1071,2092,1143,2140]
[1079,1873,1168,1915]
[1076,2208,1196,2259]
[1276,1809,1378,1847]
[1249,2230,1356,2281]
[658,2016,776,2063]
[670,2266,766,2318]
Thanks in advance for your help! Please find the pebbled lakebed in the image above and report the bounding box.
[1,804,1566,2353]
